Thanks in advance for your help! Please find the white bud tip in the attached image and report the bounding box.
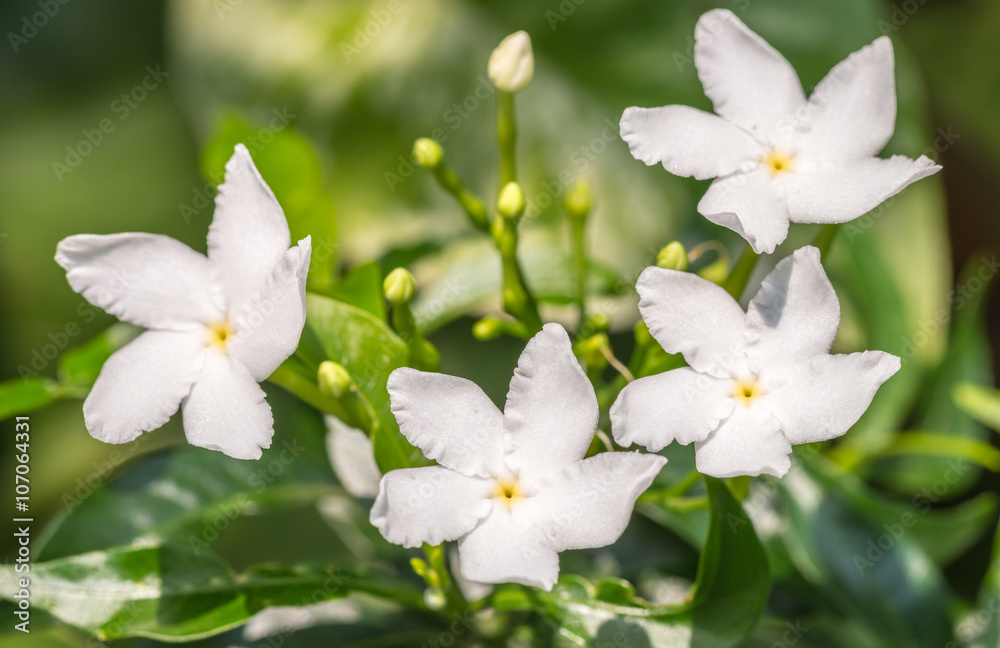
[488,31,534,93]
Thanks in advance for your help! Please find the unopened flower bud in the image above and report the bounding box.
[488,31,534,93]
[575,333,610,370]
[383,267,416,305]
[318,361,353,399]
[472,316,506,341]
[497,182,526,220]
[657,242,689,271]
[564,179,591,220]
[412,138,443,169]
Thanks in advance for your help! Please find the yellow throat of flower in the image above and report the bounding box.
[763,150,795,176]
[732,379,764,406]
[493,479,524,511]
[206,320,235,352]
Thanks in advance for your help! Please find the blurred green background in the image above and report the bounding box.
[1,0,999,646]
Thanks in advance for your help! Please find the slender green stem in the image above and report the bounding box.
[494,217,542,334]
[497,91,517,186]
[571,216,587,325]
[430,163,489,231]
[722,243,760,301]
[813,223,841,260]
[390,302,441,371]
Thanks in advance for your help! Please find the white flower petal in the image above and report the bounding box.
[521,452,666,552]
[181,351,274,460]
[369,466,493,548]
[56,233,221,330]
[227,238,311,381]
[698,167,789,254]
[694,9,805,140]
[783,155,941,224]
[744,246,840,373]
[208,144,292,314]
[325,416,381,498]
[502,324,598,484]
[797,37,896,158]
[457,510,559,590]
[611,368,734,451]
[761,351,900,445]
[83,330,206,444]
[695,407,792,478]
[387,368,505,479]
[636,267,745,378]
[619,106,761,180]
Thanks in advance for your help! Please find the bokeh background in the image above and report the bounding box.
[2,0,999,646]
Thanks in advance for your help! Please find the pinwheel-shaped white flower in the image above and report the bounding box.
[55,145,311,460]
[611,246,899,478]
[370,324,665,590]
[620,9,940,254]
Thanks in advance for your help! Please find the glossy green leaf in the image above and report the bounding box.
[328,261,387,321]
[305,294,420,472]
[37,444,333,562]
[0,376,61,422]
[777,467,954,648]
[495,476,769,647]
[0,544,416,642]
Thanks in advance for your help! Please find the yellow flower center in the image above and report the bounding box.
[763,150,795,176]
[493,479,524,511]
[732,379,764,405]
[206,320,235,352]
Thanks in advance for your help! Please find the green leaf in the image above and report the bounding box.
[497,476,769,647]
[306,294,420,472]
[37,444,333,561]
[0,544,415,642]
[954,382,1000,433]
[0,377,61,422]
[57,323,138,389]
[328,261,386,321]
[976,517,1000,647]
[202,115,338,290]
[777,466,954,648]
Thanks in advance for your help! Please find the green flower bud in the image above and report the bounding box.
[472,316,506,341]
[564,179,591,220]
[497,182,526,220]
[383,267,416,305]
[412,137,443,169]
[423,588,447,611]
[699,257,729,285]
[488,31,534,93]
[317,361,353,399]
[657,241,689,271]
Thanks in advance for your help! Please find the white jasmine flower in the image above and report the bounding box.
[55,145,311,460]
[488,31,534,93]
[611,246,899,478]
[620,9,940,254]
[370,324,666,590]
